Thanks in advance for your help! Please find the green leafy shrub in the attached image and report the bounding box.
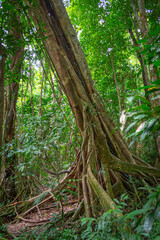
[12,185,160,240]
[80,185,160,240]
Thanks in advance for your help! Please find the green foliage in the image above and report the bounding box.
[125,92,160,147]
[1,1,159,239]
[124,26,160,162]
[68,0,138,121]
[80,185,160,240]
[13,185,160,240]
[0,224,13,240]
[14,228,79,240]
[125,185,160,239]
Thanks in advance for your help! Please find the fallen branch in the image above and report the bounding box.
[18,216,50,224]
[20,195,55,218]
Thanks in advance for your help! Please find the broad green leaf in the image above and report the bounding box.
[125,208,148,219]
[153,59,160,67]
[81,217,95,226]
[134,95,150,105]
[155,205,160,220]
[138,85,154,90]
[134,114,147,120]
[129,134,140,147]
[143,196,155,210]
[140,130,150,141]
[151,78,160,85]
[141,104,151,111]
[146,87,160,96]
[143,213,154,233]
[147,118,158,129]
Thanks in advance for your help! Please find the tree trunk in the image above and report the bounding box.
[0,44,6,188]
[110,45,122,116]
[128,27,150,94]
[29,59,35,116]
[26,0,160,215]
[2,18,24,201]
[131,0,158,84]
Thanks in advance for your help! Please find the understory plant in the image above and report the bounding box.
[80,185,160,240]
[11,185,160,240]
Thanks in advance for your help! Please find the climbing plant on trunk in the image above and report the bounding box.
[25,0,159,217]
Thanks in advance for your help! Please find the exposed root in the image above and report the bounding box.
[87,164,116,211]
[18,216,50,224]
[72,199,84,221]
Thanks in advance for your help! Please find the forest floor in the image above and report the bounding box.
[6,193,78,237]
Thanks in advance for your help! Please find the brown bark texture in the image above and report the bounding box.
[0,44,6,174]
[26,0,160,215]
[131,0,158,85]
[2,16,24,201]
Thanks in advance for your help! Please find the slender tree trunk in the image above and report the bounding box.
[21,78,24,123]
[29,61,35,116]
[39,71,44,118]
[110,46,122,116]
[26,0,160,216]
[39,68,44,140]
[130,0,160,161]
[128,28,150,87]
[0,44,6,189]
[3,18,24,201]
[137,0,149,38]
[131,0,158,84]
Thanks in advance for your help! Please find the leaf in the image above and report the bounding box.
[151,55,159,62]
[146,118,158,130]
[125,121,137,133]
[125,208,148,220]
[146,87,160,96]
[153,236,160,240]
[141,104,151,111]
[140,130,150,141]
[128,233,139,240]
[153,59,160,67]
[134,114,147,120]
[138,85,154,90]
[127,96,134,103]
[155,205,160,220]
[128,133,140,147]
[143,196,155,210]
[143,213,154,233]
[134,95,150,105]
[114,198,120,204]
[120,193,128,201]
[151,78,160,85]
[138,38,148,44]
[81,217,95,226]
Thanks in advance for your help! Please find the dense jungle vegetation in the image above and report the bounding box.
[0,0,160,239]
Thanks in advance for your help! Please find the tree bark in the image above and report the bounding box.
[128,27,150,88]
[25,0,159,215]
[2,17,24,201]
[29,59,35,116]
[0,44,6,187]
[110,46,122,116]
[131,0,158,84]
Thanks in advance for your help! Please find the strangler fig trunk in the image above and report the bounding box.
[26,0,160,217]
